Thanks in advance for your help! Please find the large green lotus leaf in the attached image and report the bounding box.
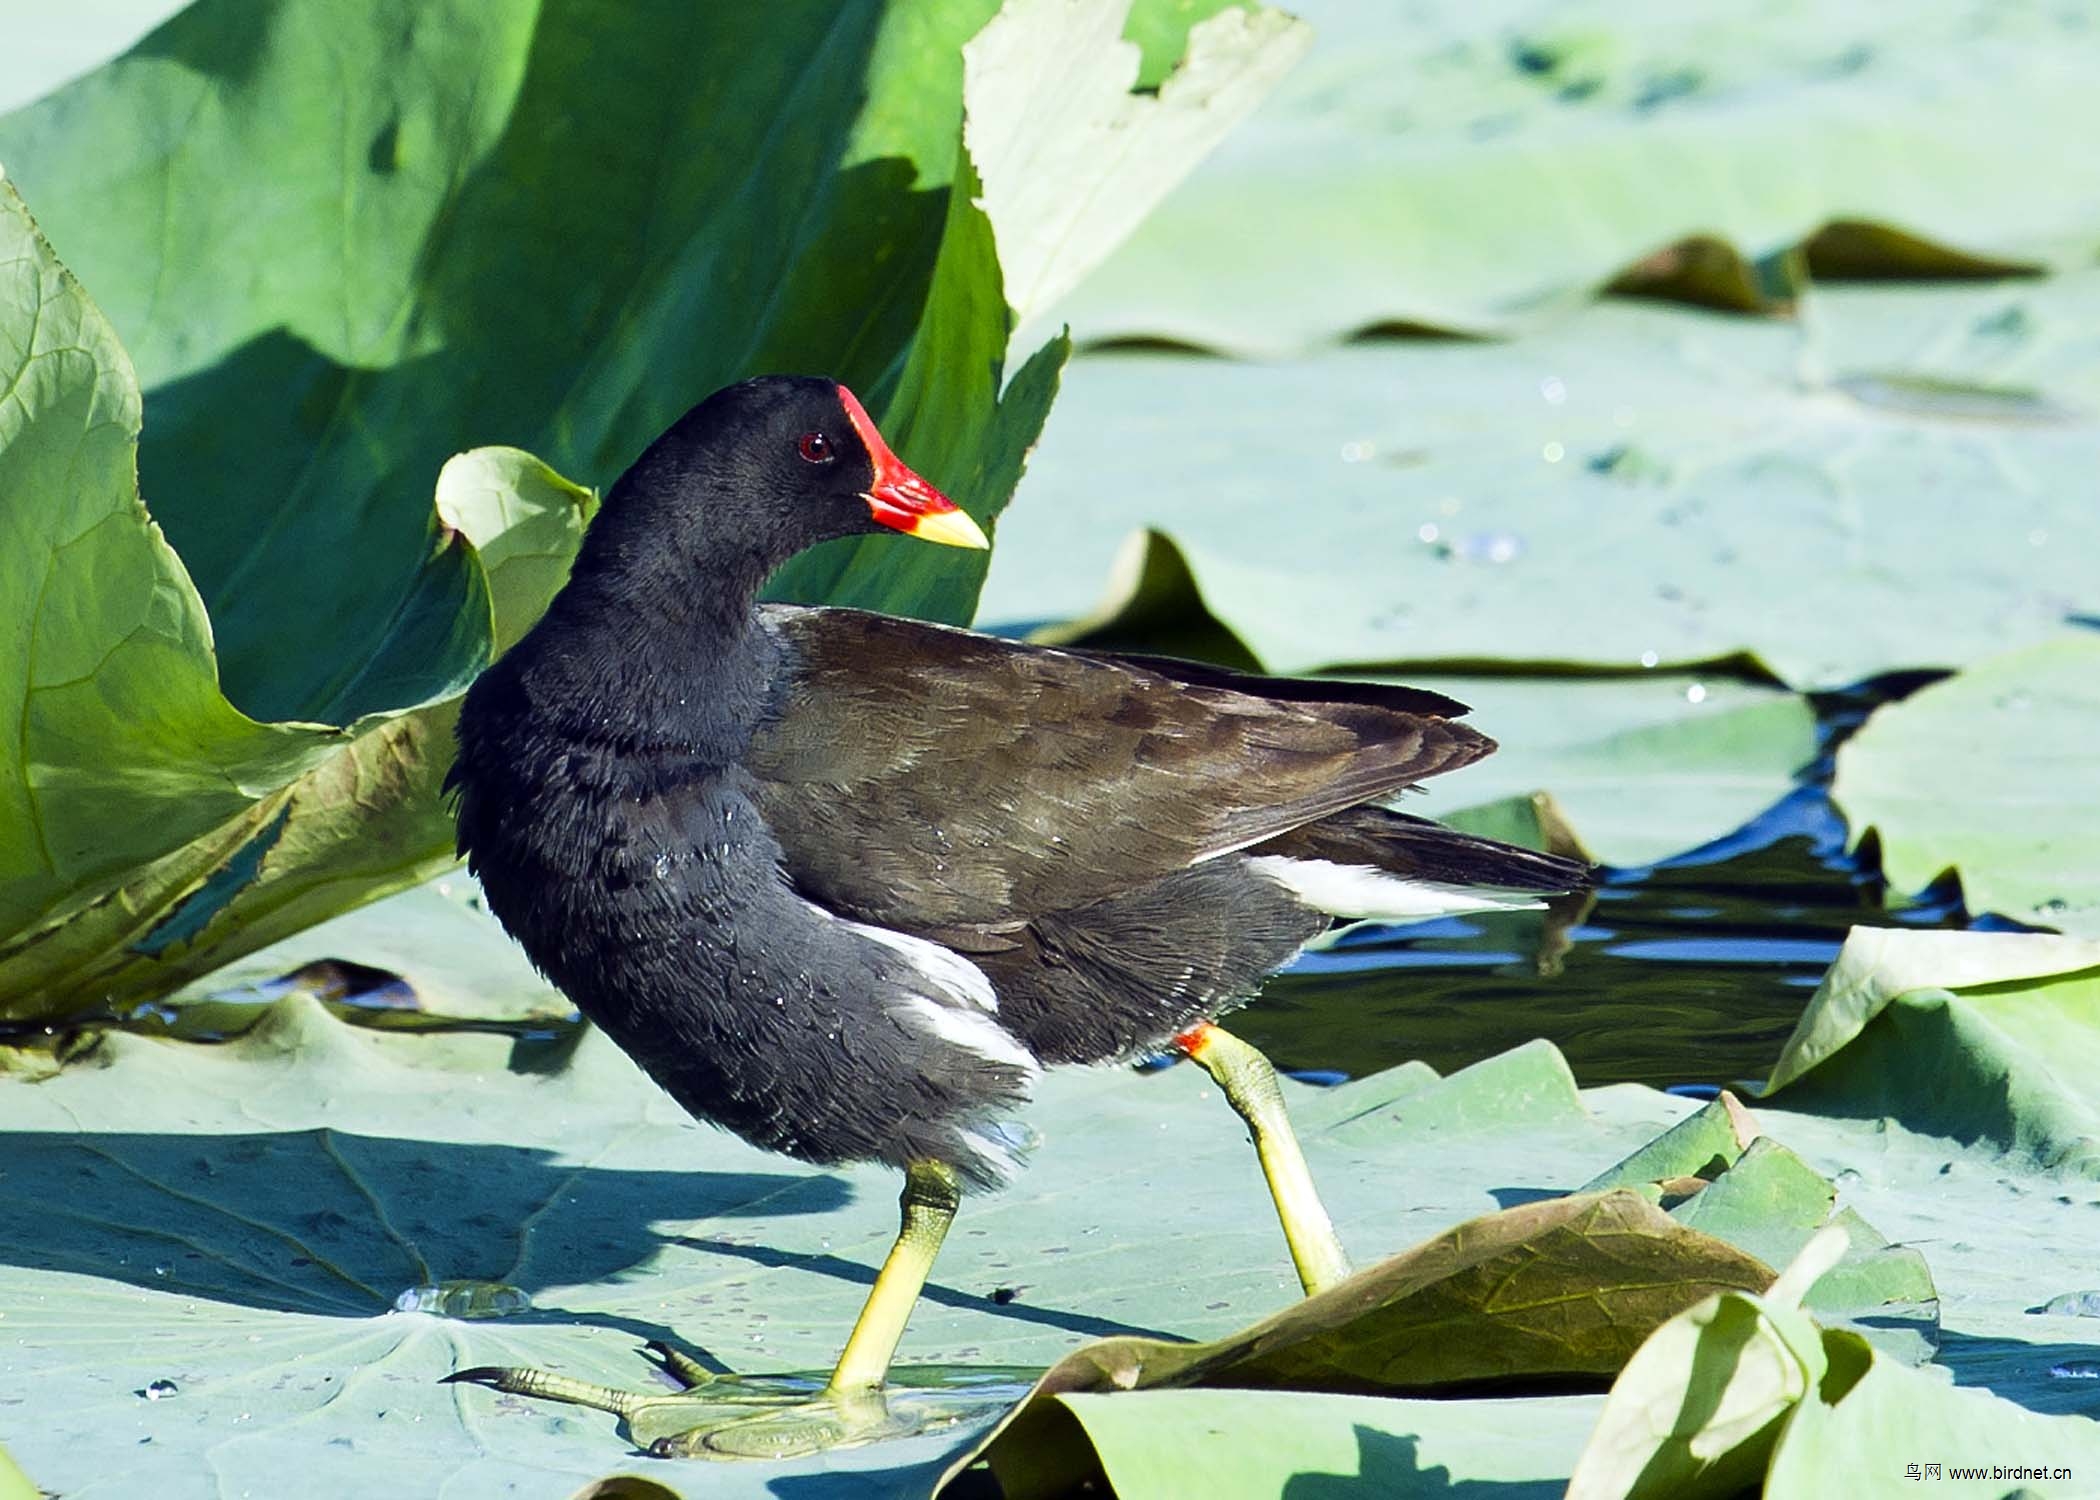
[1580,1099,1938,1359]
[0,0,1300,1022]
[0,0,1236,123]
[0,0,1004,723]
[0,269,599,1024]
[1573,1229,2100,1500]
[765,0,1301,614]
[1763,1334,2100,1498]
[970,1,1310,368]
[1380,675,1815,869]
[1666,1139,1937,1361]
[1834,638,2100,938]
[978,275,2100,686]
[26,450,605,1026]
[0,176,502,1022]
[0,0,1291,720]
[1052,0,2100,351]
[1564,1230,1843,1500]
[981,1388,1602,1499]
[985,1190,1773,1402]
[1765,927,2100,1177]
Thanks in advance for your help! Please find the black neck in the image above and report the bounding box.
[525,539,783,769]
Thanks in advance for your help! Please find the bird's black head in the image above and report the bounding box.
[574,376,987,594]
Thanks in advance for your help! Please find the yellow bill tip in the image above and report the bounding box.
[905,506,991,550]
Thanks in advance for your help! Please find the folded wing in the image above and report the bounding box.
[745,605,1500,928]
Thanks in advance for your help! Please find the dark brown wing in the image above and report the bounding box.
[744,605,1494,928]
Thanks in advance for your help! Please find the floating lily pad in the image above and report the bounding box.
[1391,675,1817,869]
[1002,1190,1772,1401]
[978,1387,1602,1499]
[982,276,2100,687]
[1834,637,2100,937]
[1579,1091,1759,1196]
[1763,1335,2100,1497]
[0,1004,1597,1496]
[1054,0,2100,350]
[1669,1139,1937,1360]
[1564,1230,1847,1500]
[1581,1096,1936,1360]
[1766,927,2100,1177]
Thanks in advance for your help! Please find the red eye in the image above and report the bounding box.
[797,431,833,464]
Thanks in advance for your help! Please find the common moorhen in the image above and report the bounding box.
[443,376,1587,1455]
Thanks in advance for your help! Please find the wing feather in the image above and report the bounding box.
[744,605,1493,927]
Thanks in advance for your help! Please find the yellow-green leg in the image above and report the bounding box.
[1175,1021,1352,1294]
[826,1159,960,1391]
[442,1159,961,1459]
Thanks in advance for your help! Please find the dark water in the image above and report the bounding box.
[1242,673,2008,1090]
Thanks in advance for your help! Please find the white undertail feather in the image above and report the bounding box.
[1246,855,1548,921]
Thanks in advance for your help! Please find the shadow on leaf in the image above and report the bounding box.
[0,1128,847,1319]
[1283,1426,1566,1499]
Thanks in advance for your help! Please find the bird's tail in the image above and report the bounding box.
[1242,805,1591,923]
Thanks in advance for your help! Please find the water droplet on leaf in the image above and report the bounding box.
[391,1280,532,1320]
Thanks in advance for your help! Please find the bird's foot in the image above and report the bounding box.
[648,1385,903,1460]
[444,1349,1028,1460]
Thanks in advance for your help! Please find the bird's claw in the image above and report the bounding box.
[439,1364,647,1416]
[641,1337,719,1390]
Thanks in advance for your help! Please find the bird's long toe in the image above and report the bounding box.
[440,1364,648,1417]
[642,1337,722,1391]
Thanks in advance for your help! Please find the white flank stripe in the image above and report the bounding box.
[897,995,1041,1077]
[846,920,1000,1010]
[1246,855,1547,921]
